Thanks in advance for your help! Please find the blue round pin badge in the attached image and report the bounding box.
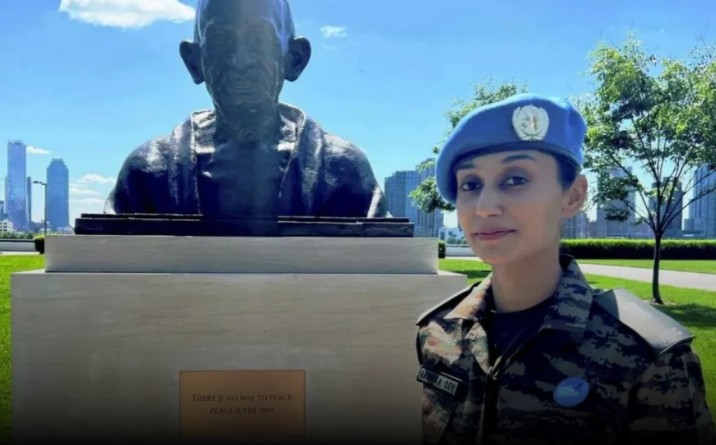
[553,377,589,408]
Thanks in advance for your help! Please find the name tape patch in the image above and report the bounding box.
[416,367,463,396]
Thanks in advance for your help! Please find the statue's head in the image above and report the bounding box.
[180,0,311,117]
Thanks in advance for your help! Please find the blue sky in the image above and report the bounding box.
[0,0,713,227]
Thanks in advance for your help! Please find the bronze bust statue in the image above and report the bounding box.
[104,0,387,218]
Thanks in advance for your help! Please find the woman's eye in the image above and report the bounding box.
[459,180,479,191]
[503,176,528,186]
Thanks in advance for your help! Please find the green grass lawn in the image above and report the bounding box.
[1,256,714,440]
[578,259,716,274]
[0,256,44,442]
[440,258,716,419]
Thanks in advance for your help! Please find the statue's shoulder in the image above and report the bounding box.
[306,118,372,169]
[282,102,366,160]
[120,116,193,174]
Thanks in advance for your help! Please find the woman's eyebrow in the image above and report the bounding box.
[455,153,537,172]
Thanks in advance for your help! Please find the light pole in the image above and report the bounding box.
[32,180,47,236]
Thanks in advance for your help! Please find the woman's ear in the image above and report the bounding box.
[561,175,588,219]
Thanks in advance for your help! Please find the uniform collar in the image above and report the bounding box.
[444,255,594,344]
[541,255,594,344]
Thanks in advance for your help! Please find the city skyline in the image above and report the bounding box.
[4,134,715,238]
[3,141,71,231]
[1,0,713,226]
[3,135,715,239]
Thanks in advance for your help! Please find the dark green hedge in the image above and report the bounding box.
[33,235,45,254]
[560,239,716,259]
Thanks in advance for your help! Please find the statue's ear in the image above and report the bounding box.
[284,37,311,82]
[180,41,204,85]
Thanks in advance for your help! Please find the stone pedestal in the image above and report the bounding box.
[11,235,467,444]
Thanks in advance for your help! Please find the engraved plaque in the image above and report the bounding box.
[180,370,306,438]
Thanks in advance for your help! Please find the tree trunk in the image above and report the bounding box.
[652,235,664,305]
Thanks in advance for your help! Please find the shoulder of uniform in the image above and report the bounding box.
[415,283,478,326]
[593,287,694,355]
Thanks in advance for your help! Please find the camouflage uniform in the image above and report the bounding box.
[415,255,716,445]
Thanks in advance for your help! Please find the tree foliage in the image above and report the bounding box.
[581,37,716,303]
[408,36,716,305]
[410,79,528,214]
[0,231,34,240]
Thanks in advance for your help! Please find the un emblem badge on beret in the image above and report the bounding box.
[512,105,549,141]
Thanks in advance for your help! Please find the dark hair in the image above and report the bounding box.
[452,147,581,190]
[553,153,581,190]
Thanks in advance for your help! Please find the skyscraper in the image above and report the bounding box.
[691,164,716,238]
[384,170,419,223]
[384,161,444,238]
[596,166,636,237]
[26,176,32,224]
[6,140,27,231]
[649,178,684,238]
[562,210,589,239]
[415,159,444,237]
[47,159,70,230]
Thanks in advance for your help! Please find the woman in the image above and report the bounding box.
[415,93,715,445]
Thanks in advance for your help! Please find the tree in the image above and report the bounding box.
[409,79,529,214]
[581,37,716,304]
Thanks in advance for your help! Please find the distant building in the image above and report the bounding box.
[6,140,28,231]
[596,166,636,238]
[691,164,716,238]
[439,226,465,243]
[631,221,653,239]
[385,170,419,222]
[384,160,443,238]
[47,159,70,230]
[562,210,589,239]
[0,220,14,233]
[415,159,443,238]
[26,176,32,225]
[649,178,684,238]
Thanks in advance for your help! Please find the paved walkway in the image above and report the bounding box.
[446,257,716,291]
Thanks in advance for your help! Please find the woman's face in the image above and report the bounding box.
[455,149,586,266]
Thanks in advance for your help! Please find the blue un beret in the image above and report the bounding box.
[435,93,587,204]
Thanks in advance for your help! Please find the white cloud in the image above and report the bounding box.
[26,146,51,155]
[69,197,108,222]
[77,174,116,184]
[71,198,106,206]
[320,25,347,39]
[70,197,107,217]
[58,0,195,29]
[70,184,102,196]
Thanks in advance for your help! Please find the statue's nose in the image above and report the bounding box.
[225,42,264,66]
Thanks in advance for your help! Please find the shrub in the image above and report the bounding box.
[438,240,446,259]
[33,235,45,254]
[560,239,716,259]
